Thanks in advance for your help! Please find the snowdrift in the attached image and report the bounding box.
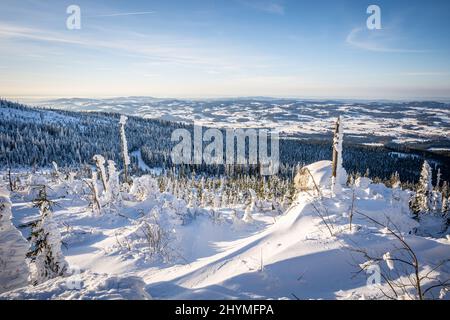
[1,162,449,300]
[294,160,347,192]
[1,271,151,300]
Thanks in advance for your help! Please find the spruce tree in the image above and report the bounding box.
[107,160,121,202]
[410,161,433,216]
[27,185,68,285]
[441,182,449,216]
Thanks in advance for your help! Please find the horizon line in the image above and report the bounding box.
[2,95,450,104]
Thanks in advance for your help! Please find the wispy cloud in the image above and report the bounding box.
[345,27,427,53]
[89,11,155,18]
[0,23,87,45]
[399,72,449,77]
[0,22,271,73]
[238,0,285,15]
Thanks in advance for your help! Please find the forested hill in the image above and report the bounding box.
[0,99,184,169]
[0,99,448,183]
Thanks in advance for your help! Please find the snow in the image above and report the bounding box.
[1,162,449,300]
[428,148,450,152]
[33,98,450,146]
[295,160,347,192]
[0,187,30,293]
[1,271,151,300]
[131,150,152,172]
[119,115,128,125]
[383,252,395,270]
[119,116,131,166]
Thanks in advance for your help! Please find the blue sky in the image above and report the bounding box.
[0,0,450,99]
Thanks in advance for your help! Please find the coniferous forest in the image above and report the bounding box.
[1,99,448,185]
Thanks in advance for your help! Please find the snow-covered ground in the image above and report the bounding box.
[31,97,450,146]
[1,162,449,300]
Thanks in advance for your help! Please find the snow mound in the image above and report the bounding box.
[0,187,30,293]
[294,160,347,191]
[0,271,151,300]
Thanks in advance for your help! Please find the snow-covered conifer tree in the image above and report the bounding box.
[436,168,441,190]
[411,161,433,216]
[119,115,131,184]
[0,187,30,293]
[391,172,401,189]
[107,160,121,202]
[243,200,256,223]
[443,196,449,217]
[243,189,257,223]
[439,181,448,217]
[51,161,60,181]
[432,168,443,212]
[93,155,108,194]
[391,172,402,206]
[90,171,101,214]
[213,193,221,209]
[27,185,68,285]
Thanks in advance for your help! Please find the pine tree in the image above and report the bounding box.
[432,168,443,213]
[391,172,402,206]
[27,185,68,285]
[410,161,433,216]
[390,171,401,188]
[441,182,448,216]
[436,168,442,190]
[51,161,60,181]
[0,187,30,293]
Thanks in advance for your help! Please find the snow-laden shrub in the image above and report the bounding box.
[171,198,191,225]
[129,175,158,202]
[0,187,30,293]
[111,206,179,264]
[358,183,419,233]
[138,219,170,259]
[355,177,372,190]
[243,189,257,223]
[154,195,193,226]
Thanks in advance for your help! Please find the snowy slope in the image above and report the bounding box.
[1,162,448,300]
[142,185,448,300]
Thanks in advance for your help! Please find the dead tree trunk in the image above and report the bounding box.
[121,137,129,185]
[8,167,13,192]
[7,158,14,192]
[331,117,340,180]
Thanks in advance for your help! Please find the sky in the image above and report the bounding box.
[0,0,450,100]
